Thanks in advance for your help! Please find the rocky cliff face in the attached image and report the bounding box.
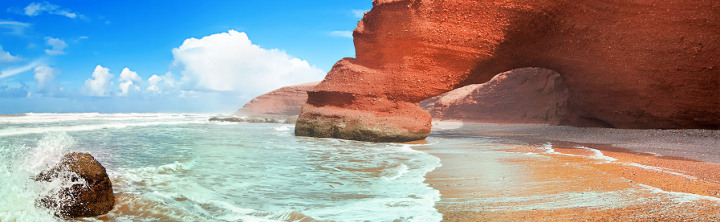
[237,82,319,116]
[297,0,720,142]
[421,68,570,124]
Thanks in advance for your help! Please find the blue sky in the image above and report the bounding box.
[0,1,370,113]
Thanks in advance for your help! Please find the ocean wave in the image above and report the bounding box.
[0,120,205,137]
[381,164,410,180]
[273,126,291,131]
[1,117,445,221]
[0,132,83,221]
[0,113,207,124]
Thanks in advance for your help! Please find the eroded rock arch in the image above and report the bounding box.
[296,0,720,142]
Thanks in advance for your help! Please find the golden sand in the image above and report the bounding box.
[426,142,720,221]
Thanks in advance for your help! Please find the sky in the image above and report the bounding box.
[0,1,370,113]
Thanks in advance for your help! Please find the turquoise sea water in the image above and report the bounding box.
[0,113,442,221]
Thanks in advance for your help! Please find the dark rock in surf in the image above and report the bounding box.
[247,117,280,123]
[36,153,114,218]
[209,116,245,122]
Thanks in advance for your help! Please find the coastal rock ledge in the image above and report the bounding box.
[37,153,114,218]
[296,0,719,142]
[236,82,319,116]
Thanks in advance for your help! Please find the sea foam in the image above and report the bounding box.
[0,132,81,221]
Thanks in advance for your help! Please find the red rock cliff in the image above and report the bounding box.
[237,82,319,116]
[296,0,720,142]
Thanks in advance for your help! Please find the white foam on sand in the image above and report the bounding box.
[576,146,698,180]
[460,189,645,212]
[637,183,720,204]
[624,163,698,180]
[540,143,699,180]
[540,143,616,163]
[577,146,618,162]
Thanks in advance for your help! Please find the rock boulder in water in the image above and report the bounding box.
[209,116,245,122]
[36,152,114,218]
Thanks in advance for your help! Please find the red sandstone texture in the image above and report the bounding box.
[236,82,319,116]
[297,0,720,142]
[420,67,569,124]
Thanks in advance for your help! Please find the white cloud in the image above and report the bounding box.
[171,30,325,96]
[0,21,31,35]
[146,72,176,94]
[0,45,21,64]
[33,65,62,95]
[329,30,353,38]
[0,60,43,79]
[351,9,367,18]
[44,37,67,55]
[119,68,141,82]
[117,68,142,96]
[148,75,161,85]
[24,1,79,19]
[82,65,114,96]
[74,36,89,43]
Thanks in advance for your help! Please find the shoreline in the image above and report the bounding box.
[423,121,720,221]
[429,121,720,163]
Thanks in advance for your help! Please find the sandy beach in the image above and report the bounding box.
[424,121,720,221]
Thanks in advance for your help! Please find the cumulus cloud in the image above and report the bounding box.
[329,31,353,38]
[146,72,176,94]
[0,45,21,64]
[33,65,62,95]
[82,65,114,96]
[24,1,79,19]
[171,30,325,96]
[44,37,67,55]
[117,68,142,96]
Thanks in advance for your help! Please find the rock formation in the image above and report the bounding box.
[421,68,570,124]
[296,0,720,142]
[209,116,281,123]
[37,153,114,218]
[236,82,319,116]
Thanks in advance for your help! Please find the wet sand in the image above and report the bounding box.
[424,122,720,221]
